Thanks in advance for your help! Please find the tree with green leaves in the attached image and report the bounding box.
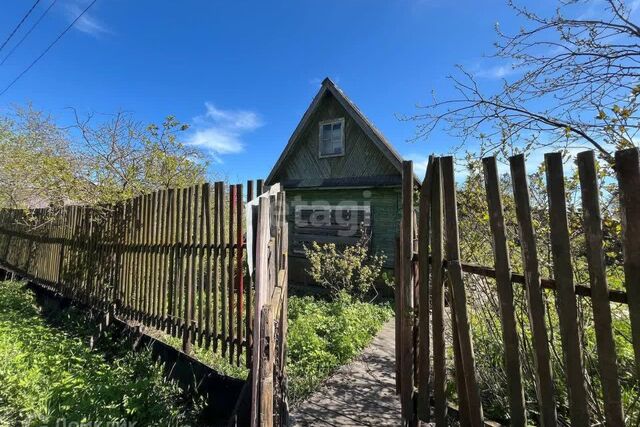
[0,105,209,210]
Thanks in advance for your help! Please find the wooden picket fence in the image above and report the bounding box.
[396,148,640,426]
[0,179,268,367]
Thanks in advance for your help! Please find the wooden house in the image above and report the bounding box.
[265,78,414,283]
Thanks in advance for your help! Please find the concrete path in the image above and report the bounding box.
[290,320,401,426]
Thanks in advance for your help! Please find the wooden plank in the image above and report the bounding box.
[482,156,526,427]
[178,187,188,338]
[441,156,483,426]
[577,150,625,425]
[213,181,222,353]
[251,196,271,427]
[198,184,206,346]
[400,160,415,424]
[169,188,179,335]
[394,236,401,395]
[430,159,447,427]
[615,148,640,376]
[259,304,274,427]
[220,182,228,356]
[183,186,194,353]
[509,154,557,426]
[417,156,433,421]
[163,189,173,330]
[151,191,159,326]
[544,152,590,427]
[192,184,200,345]
[142,193,151,322]
[229,184,236,363]
[459,261,628,303]
[204,183,213,348]
[236,183,244,366]
[246,179,254,368]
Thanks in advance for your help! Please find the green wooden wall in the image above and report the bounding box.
[272,91,399,182]
[286,187,400,283]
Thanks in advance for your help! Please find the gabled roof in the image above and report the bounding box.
[266,78,417,185]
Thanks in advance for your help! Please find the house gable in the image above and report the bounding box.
[266,78,409,188]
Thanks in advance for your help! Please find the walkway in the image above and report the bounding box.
[290,320,401,426]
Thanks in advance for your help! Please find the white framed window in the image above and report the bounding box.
[319,118,345,158]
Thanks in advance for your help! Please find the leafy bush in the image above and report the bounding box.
[0,280,197,426]
[304,240,387,300]
[286,293,393,402]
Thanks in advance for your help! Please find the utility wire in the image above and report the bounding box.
[1,0,59,66]
[0,0,43,53]
[0,0,99,97]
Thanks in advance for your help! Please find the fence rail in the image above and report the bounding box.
[397,148,640,426]
[0,180,265,368]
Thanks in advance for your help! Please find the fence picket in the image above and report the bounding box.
[400,161,415,424]
[430,159,447,427]
[482,156,526,426]
[441,156,483,427]
[615,148,640,375]
[544,152,590,426]
[417,156,433,422]
[509,154,557,426]
[236,183,244,365]
[229,184,237,364]
[576,150,625,425]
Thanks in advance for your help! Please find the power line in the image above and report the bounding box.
[0,0,43,53]
[0,0,100,97]
[1,0,59,66]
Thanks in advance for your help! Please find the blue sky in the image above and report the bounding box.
[0,0,542,182]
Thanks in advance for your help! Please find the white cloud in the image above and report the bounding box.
[66,1,111,37]
[188,103,263,162]
[476,64,517,79]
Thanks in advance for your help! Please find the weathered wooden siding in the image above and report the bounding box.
[271,92,399,182]
[286,187,400,283]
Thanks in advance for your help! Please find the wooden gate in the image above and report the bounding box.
[396,149,640,426]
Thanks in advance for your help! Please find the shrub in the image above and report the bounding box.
[303,239,387,300]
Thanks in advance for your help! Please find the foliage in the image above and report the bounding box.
[0,106,87,210]
[303,239,387,300]
[73,110,208,205]
[0,106,209,210]
[0,280,197,426]
[286,293,393,403]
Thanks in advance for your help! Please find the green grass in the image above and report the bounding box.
[286,293,394,403]
[0,280,198,426]
[145,293,393,405]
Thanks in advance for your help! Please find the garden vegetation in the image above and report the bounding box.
[0,280,199,426]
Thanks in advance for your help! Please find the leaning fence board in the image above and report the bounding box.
[544,152,589,427]
[482,156,526,427]
[509,154,557,427]
[441,156,483,427]
[576,150,625,425]
[615,148,640,376]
